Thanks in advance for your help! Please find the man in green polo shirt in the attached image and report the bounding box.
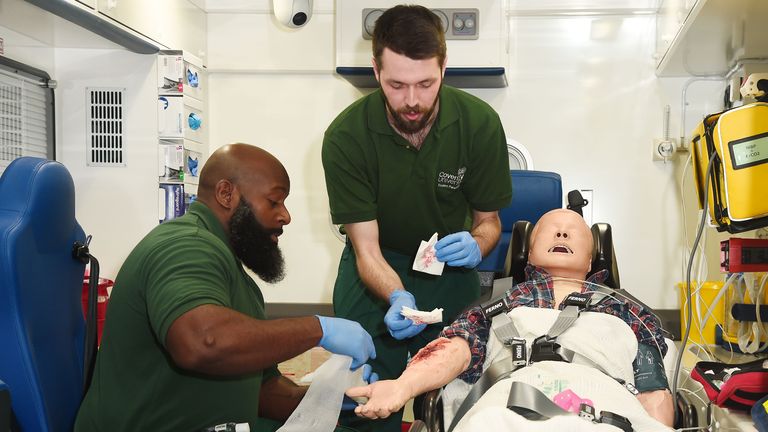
[75,144,375,432]
[322,5,512,432]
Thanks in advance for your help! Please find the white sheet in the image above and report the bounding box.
[461,406,624,431]
[443,307,673,432]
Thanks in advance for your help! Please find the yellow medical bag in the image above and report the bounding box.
[690,102,768,233]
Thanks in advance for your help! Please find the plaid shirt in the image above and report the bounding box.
[440,265,668,383]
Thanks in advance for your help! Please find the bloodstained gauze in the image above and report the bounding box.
[421,246,436,268]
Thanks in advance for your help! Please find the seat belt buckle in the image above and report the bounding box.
[529,335,566,363]
[578,402,596,422]
[503,337,527,366]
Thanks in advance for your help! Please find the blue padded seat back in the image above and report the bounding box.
[477,170,562,274]
[0,157,86,432]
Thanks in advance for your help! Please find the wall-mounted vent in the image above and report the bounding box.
[86,88,125,167]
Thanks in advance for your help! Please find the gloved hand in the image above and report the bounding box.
[341,364,379,410]
[434,231,482,268]
[316,316,376,369]
[384,290,426,340]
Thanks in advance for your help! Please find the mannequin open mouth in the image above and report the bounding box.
[548,244,573,254]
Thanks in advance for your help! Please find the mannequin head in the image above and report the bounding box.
[528,209,593,280]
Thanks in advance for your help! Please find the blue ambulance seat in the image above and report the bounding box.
[0,157,87,432]
[477,170,562,278]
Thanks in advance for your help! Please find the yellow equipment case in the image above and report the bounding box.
[690,102,768,233]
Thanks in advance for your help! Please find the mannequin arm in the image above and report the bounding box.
[346,338,471,419]
[636,389,674,427]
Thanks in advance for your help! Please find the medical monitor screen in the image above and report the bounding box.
[729,132,768,170]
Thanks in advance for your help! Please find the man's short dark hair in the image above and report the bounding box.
[372,5,447,70]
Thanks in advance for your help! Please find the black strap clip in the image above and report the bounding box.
[615,378,640,396]
[481,296,510,319]
[529,335,567,363]
[561,292,592,310]
[599,411,633,432]
[504,337,528,366]
[72,234,93,264]
[579,403,596,422]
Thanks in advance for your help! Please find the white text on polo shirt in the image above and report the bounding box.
[437,167,466,190]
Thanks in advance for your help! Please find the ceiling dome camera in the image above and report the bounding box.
[273,0,313,29]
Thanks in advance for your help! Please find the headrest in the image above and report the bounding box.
[500,171,562,230]
[477,170,562,276]
[0,157,78,250]
[504,220,533,284]
[590,223,620,288]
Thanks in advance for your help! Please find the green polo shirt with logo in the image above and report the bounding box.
[323,85,512,255]
[74,201,282,432]
[323,85,512,432]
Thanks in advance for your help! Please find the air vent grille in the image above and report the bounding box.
[86,88,125,167]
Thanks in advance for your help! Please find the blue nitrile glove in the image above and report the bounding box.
[384,290,427,340]
[341,364,380,410]
[316,316,376,369]
[434,231,482,268]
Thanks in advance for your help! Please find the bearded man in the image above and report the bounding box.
[75,143,375,432]
[321,5,512,431]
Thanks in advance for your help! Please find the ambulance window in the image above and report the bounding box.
[0,57,55,175]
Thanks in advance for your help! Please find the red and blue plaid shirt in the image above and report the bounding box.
[440,265,668,383]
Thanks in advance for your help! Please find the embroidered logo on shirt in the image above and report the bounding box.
[437,167,466,189]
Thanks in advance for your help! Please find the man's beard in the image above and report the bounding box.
[229,197,285,283]
[383,86,440,135]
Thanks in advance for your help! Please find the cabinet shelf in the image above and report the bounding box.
[336,66,507,88]
[656,0,768,77]
[158,51,207,223]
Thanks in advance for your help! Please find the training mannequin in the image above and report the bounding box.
[346,209,674,429]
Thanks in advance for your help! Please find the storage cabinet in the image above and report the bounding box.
[157,50,206,223]
[656,0,768,76]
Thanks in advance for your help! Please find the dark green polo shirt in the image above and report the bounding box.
[75,202,280,432]
[322,85,512,255]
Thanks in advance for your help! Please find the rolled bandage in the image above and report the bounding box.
[300,362,369,405]
[276,355,356,432]
[401,306,443,325]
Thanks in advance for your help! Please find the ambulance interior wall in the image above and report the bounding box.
[0,0,731,311]
[206,1,726,308]
[0,0,160,281]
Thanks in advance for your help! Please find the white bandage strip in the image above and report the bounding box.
[401,305,444,325]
